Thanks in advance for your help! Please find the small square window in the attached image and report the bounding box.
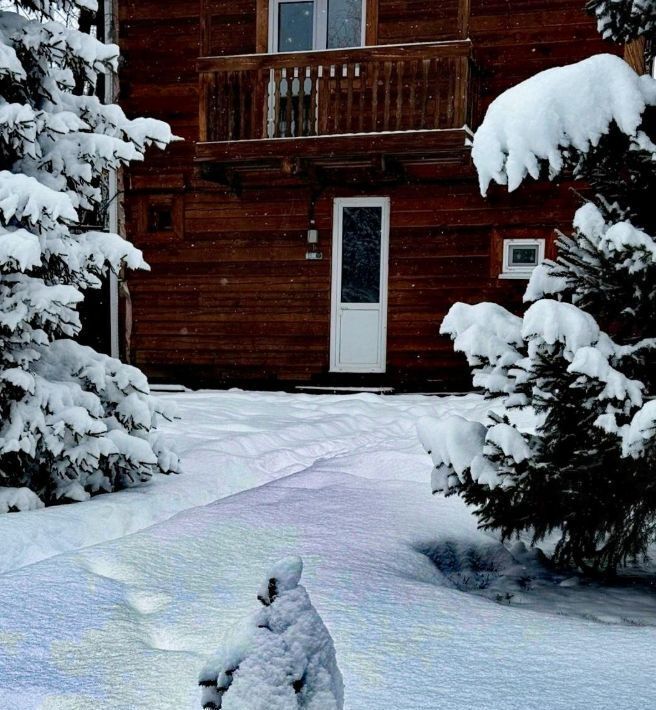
[134,192,183,242]
[500,239,545,279]
[147,204,173,233]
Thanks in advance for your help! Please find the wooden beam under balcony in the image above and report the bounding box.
[197,40,474,169]
[195,128,471,164]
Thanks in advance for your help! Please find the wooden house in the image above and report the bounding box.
[114,0,616,390]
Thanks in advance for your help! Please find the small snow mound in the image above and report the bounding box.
[0,486,44,513]
[200,556,344,710]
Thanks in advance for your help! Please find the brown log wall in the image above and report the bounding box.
[118,0,619,388]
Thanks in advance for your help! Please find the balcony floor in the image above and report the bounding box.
[195,128,473,184]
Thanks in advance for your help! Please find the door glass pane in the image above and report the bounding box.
[278,2,314,52]
[327,0,363,48]
[341,206,382,303]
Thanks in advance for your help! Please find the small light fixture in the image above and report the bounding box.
[306,223,322,260]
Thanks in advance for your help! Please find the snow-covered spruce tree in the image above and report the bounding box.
[0,0,179,510]
[199,557,344,710]
[421,30,656,573]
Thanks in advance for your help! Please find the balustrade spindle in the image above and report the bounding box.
[273,69,282,138]
[382,61,392,132]
[371,62,379,133]
[308,66,318,137]
[408,61,418,132]
[419,59,430,130]
[239,72,247,139]
[346,64,354,133]
[445,58,456,127]
[395,61,404,131]
[433,59,443,129]
[318,65,329,135]
[333,64,344,134]
[284,68,293,137]
[357,63,366,133]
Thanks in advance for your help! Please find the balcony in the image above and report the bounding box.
[196,40,474,181]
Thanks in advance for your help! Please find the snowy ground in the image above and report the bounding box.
[1,391,656,709]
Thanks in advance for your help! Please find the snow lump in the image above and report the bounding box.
[199,556,344,710]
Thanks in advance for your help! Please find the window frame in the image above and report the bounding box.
[135,193,184,243]
[269,0,367,53]
[499,238,545,279]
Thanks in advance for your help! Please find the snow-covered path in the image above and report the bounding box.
[0,390,473,575]
[1,391,655,709]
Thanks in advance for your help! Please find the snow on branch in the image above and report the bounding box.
[14,1,98,17]
[623,399,656,457]
[472,54,656,195]
[440,302,524,395]
[418,414,531,494]
[0,171,77,226]
[418,415,486,492]
[522,300,604,359]
[587,0,656,42]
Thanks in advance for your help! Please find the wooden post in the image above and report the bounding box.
[199,71,209,142]
[624,37,647,75]
[256,0,269,53]
[454,56,470,127]
[457,0,471,40]
[365,0,379,46]
[200,0,210,56]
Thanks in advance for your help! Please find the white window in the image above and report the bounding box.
[270,0,366,53]
[500,238,545,279]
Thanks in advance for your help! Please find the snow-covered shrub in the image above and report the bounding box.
[424,13,656,575]
[199,556,344,710]
[0,486,44,513]
[0,1,179,507]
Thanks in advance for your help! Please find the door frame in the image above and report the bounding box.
[330,196,390,373]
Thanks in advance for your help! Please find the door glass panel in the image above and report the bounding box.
[278,2,315,52]
[327,0,363,48]
[341,206,382,303]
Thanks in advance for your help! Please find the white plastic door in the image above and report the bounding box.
[330,197,389,373]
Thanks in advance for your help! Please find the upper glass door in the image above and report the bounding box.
[271,0,365,53]
[326,0,363,49]
[277,1,315,52]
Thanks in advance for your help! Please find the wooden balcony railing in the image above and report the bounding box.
[198,40,472,145]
